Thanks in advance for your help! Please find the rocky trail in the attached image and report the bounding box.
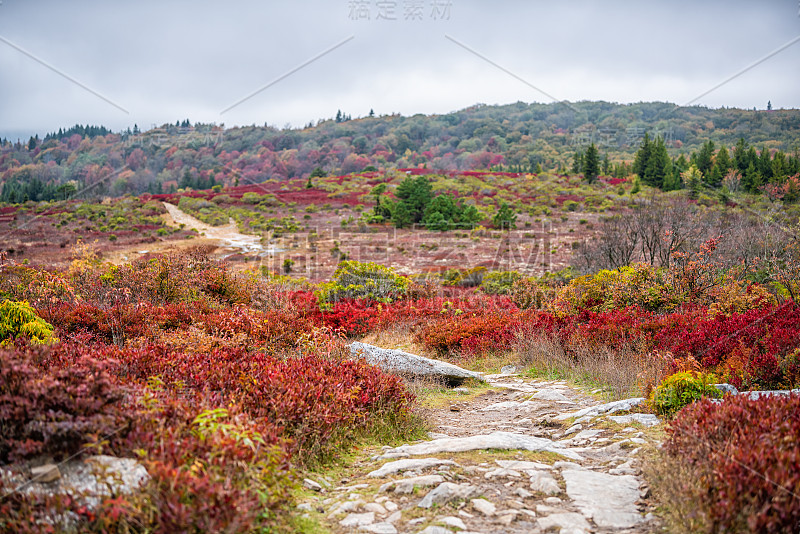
[299,371,664,534]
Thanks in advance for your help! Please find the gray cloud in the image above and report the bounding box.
[1,0,798,140]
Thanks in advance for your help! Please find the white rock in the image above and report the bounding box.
[386,511,402,524]
[562,469,644,528]
[359,523,398,534]
[440,515,467,530]
[537,512,591,533]
[378,432,582,461]
[418,482,480,509]
[384,500,398,512]
[607,413,661,427]
[554,398,645,421]
[350,342,484,384]
[418,527,451,534]
[572,429,603,440]
[364,502,388,515]
[296,503,313,512]
[495,459,552,471]
[391,475,445,494]
[529,471,560,495]
[500,365,517,374]
[480,400,536,411]
[484,467,522,479]
[515,487,533,499]
[470,498,496,516]
[368,458,457,478]
[532,389,571,402]
[544,496,562,505]
[563,424,582,436]
[340,512,375,527]
[303,478,323,491]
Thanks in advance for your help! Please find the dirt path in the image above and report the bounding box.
[300,373,663,534]
[161,202,268,255]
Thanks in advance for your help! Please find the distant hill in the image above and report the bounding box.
[1,101,798,201]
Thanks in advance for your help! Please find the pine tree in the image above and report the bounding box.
[643,136,670,188]
[582,143,600,183]
[696,140,715,177]
[632,133,652,179]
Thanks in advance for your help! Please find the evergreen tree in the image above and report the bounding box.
[602,153,610,176]
[643,136,670,188]
[492,202,517,230]
[696,140,715,177]
[758,147,773,181]
[582,143,600,183]
[683,165,703,200]
[571,150,583,174]
[632,133,652,179]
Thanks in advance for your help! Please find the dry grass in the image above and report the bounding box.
[642,449,714,533]
[513,331,670,400]
[360,324,428,356]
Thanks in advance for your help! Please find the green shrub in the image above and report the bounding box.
[0,299,56,345]
[316,261,410,308]
[650,371,723,416]
[480,270,523,295]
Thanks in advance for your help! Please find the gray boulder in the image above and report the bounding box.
[350,342,484,385]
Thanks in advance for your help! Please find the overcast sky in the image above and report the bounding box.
[1,0,799,141]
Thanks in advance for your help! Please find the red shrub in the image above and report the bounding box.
[665,394,800,533]
[0,345,128,463]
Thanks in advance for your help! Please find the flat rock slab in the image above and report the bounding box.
[532,389,573,402]
[378,432,583,461]
[537,512,592,533]
[368,458,457,478]
[495,459,553,471]
[554,397,645,421]
[562,468,644,529]
[350,342,484,385]
[607,413,661,427]
[381,474,444,494]
[418,482,480,508]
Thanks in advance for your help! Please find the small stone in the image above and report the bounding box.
[563,424,582,436]
[418,527,451,534]
[303,478,323,492]
[407,517,426,526]
[500,365,517,375]
[368,458,457,478]
[544,496,562,505]
[418,482,480,509]
[358,523,397,534]
[484,467,522,479]
[364,502,387,515]
[471,498,496,516]
[458,510,474,518]
[529,471,560,495]
[453,387,470,394]
[30,464,60,483]
[533,389,571,402]
[450,404,461,412]
[393,474,445,494]
[296,502,313,512]
[515,487,533,499]
[440,515,467,530]
[339,512,375,527]
[496,511,517,525]
[386,511,402,524]
[537,512,591,533]
[384,500,398,512]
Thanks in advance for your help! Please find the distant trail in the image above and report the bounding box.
[161,202,275,255]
